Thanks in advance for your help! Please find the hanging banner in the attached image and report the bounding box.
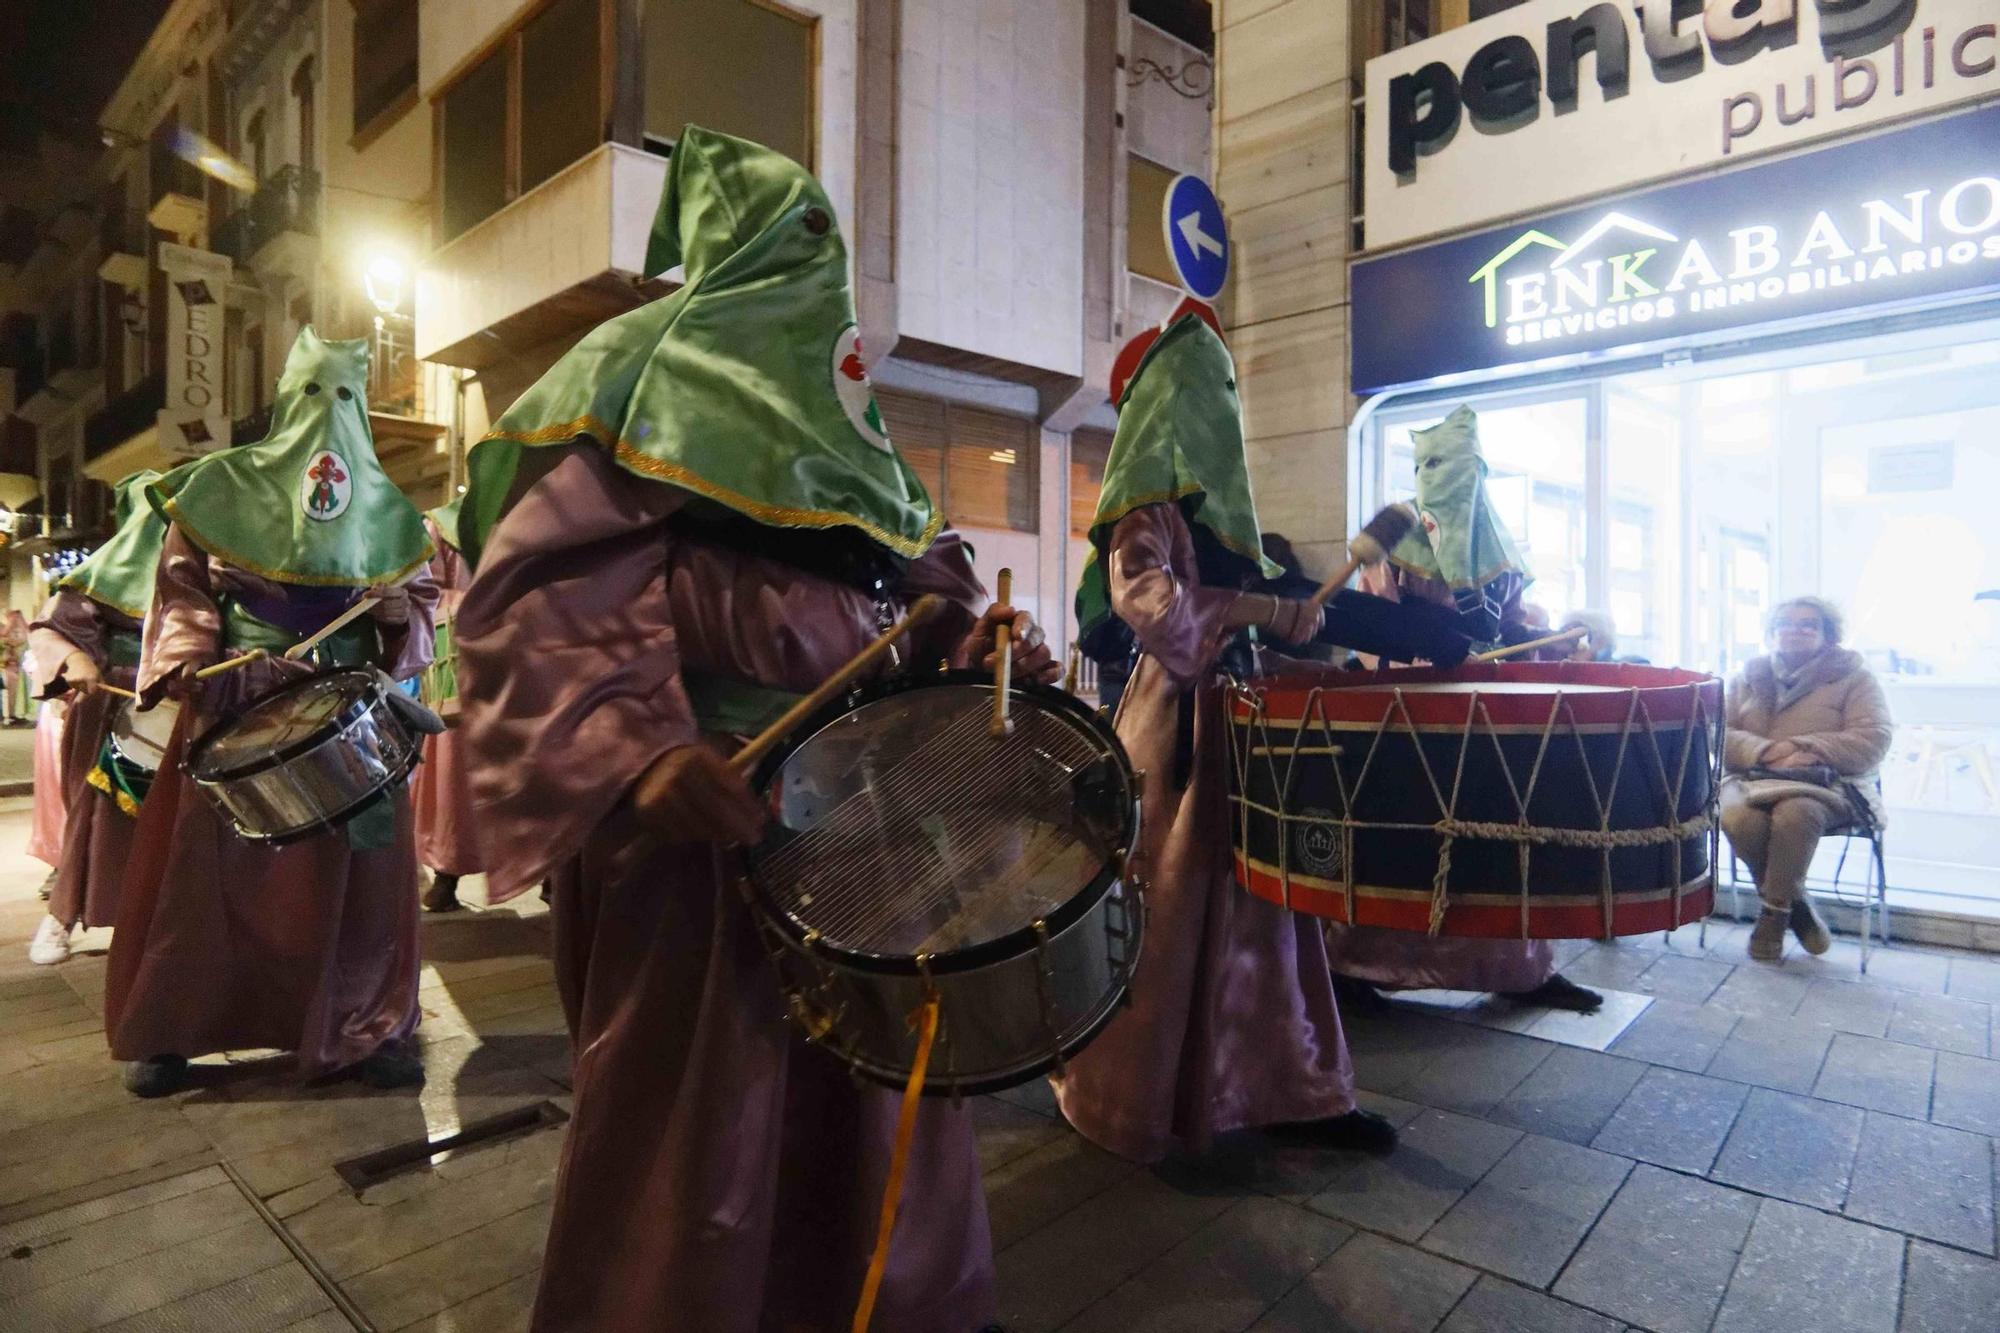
[156,242,233,458]
[1350,101,2000,393]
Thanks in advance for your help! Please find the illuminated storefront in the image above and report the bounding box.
[1349,4,2000,920]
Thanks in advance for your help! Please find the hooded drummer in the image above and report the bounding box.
[1327,404,1604,1013]
[454,127,1053,1333]
[106,329,439,1097]
[25,470,166,965]
[1054,314,1397,1164]
[410,495,485,913]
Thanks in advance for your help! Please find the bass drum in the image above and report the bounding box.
[744,670,1142,1096]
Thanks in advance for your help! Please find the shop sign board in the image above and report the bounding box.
[1363,0,2000,250]
[156,242,233,458]
[1350,101,2000,393]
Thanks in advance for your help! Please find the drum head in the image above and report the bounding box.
[187,670,379,781]
[111,700,178,774]
[747,672,1136,974]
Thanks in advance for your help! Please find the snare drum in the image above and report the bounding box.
[109,699,179,777]
[1226,662,1722,939]
[744,670,1143,1095]
[185,670,424,844]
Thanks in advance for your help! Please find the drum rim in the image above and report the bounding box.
[185,668,390,782]
[743,667,1138,978]
[220,752,420,846]
[109,698,177,773]
[1237,660,1723,726]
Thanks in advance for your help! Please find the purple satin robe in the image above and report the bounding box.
[104,525,437,1075]
[30,592,142,924]
[1326,564,1557,992]
[1052,504,1359,1163]
[456,446,996,1333]
[411,520,485,876]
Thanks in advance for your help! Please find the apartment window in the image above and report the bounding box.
[642,0,814,167]
[243,109,266,183]
[439,49,510,241]
[1126,155,1179,287]
[352,0,419,140]
[521,0,604,192]
[436,0,609,243]
[292,57,316,172]
[877,391,1039,535]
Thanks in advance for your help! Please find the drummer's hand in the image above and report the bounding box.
[61,652,100,696]
[364,585,411,625]
[1266,597,1325,646]
[964,605,1061,685]
[633,745,766,846]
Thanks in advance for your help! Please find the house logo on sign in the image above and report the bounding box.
[1465,178,2000,348]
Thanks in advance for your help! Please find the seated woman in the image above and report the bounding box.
[1721,596,1892,962]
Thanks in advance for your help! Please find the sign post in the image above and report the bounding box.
[1163,174,1230,302]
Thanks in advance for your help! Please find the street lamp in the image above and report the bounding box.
[363,254,406,317]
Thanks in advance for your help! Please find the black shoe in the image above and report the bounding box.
[1274,1108,1399,1153]
[539,881,552,905]
[1331,974,1392,1013]
[353,1041,426,1089]
[124,1055,189,1098]
[422,873,463,914]
[1507,974,1604,1013]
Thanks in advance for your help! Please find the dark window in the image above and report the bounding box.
[1128,0,1213,53]
[352,0,419,139]
[244,109,266,183]
[292,57,316,172]
[521,0,603,192]
[440,49,509,241]
[642,0,813,168]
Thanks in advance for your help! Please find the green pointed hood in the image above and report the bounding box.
[1387,405,1530,591]
[56,469,166,618]
[461,125,938,568]
[1074,314,1278,641]
[147,327,433,587]
[427,495,465,553]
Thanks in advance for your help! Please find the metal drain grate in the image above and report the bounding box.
[332,1100,570,1194]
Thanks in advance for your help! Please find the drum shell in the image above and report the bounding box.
[1229,662,1720,938]
[765,877,1142,1095]
[187,674,422,844]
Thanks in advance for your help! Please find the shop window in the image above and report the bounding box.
[1126,155,1179,287]
[352,0,419,141]
[643,0,814,167]
[1070,428,1112,537]
[877,391,1039,535]
[435,0,609,243]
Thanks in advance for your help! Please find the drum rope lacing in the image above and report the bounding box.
[1225,676,1721,937]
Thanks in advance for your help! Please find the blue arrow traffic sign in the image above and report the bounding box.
[1163,174,1228,301]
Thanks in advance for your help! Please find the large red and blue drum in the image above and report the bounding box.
[1225,662,1722,939]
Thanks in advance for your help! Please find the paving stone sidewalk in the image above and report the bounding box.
[0,801,1996,1331]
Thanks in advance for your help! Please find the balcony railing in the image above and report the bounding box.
[214,165,321,265]
[84,372,166,458]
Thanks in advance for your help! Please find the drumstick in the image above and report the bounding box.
[1062,642,1080,695]
[94,683,138,700]
[730,596,944,775]
[991,568,1014,738]
[1306,503,1419,611]
[1472,625,1589,663]
[282,596,382,661]
[193,596,385,680]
